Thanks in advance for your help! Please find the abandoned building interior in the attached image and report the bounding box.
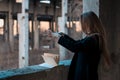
[0,0,120,80]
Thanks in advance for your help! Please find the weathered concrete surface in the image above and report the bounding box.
[0,60,71,80]
[99,0,120,80]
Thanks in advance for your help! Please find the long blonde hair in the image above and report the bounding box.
[80,11,111,66]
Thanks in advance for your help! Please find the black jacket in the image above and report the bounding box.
[58,34,101,80]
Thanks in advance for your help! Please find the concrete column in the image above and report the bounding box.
[4,13,9,41]
[16,21,19,35]
[99,0,119,80]
[49,21,54,31]
[33,3,40,50]
[83,0,99,16]
[33,18,40,50]
[58,0,68,60]
[9,0,14,51]
[18,0,29,68]
[51,20,54,31]
[31,20,34,49]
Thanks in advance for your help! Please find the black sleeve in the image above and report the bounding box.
[58,34,97,53]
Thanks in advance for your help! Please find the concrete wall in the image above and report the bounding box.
[0,61,70,80]
[99,0,120,80]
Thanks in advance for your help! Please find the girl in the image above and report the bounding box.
[58,11,111,80]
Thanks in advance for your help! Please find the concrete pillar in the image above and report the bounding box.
[49,21,54,31]
[18,0,29,68]
[58,0,68,60]
[33,18,40,50]
[99,0,116,53]
[16,21,19,35]
[49,21,51,30]
[33,3,40,50]
[31,20,34,49]
[9,0,14,51]
[99,0,120,80]
[4,13,9,41]
[51,20,54,31]
[83,0,99,16]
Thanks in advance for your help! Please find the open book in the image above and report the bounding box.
[41,53,59,67]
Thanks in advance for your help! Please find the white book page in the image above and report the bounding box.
[42,55,58,67]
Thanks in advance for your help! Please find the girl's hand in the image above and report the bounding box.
[58,32,65,36]
[52,32,61,37]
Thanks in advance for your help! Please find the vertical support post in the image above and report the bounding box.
[53,1,57,32]
[16,20,19,35]
[31,19,34,49]
[18,0,29,68]
[33,2,40,50]
[58,0,68,60]
[4,13,9,41]
[33,18,40,50]
[9,0,14,51]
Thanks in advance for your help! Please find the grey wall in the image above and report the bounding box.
[100,0,120,80]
